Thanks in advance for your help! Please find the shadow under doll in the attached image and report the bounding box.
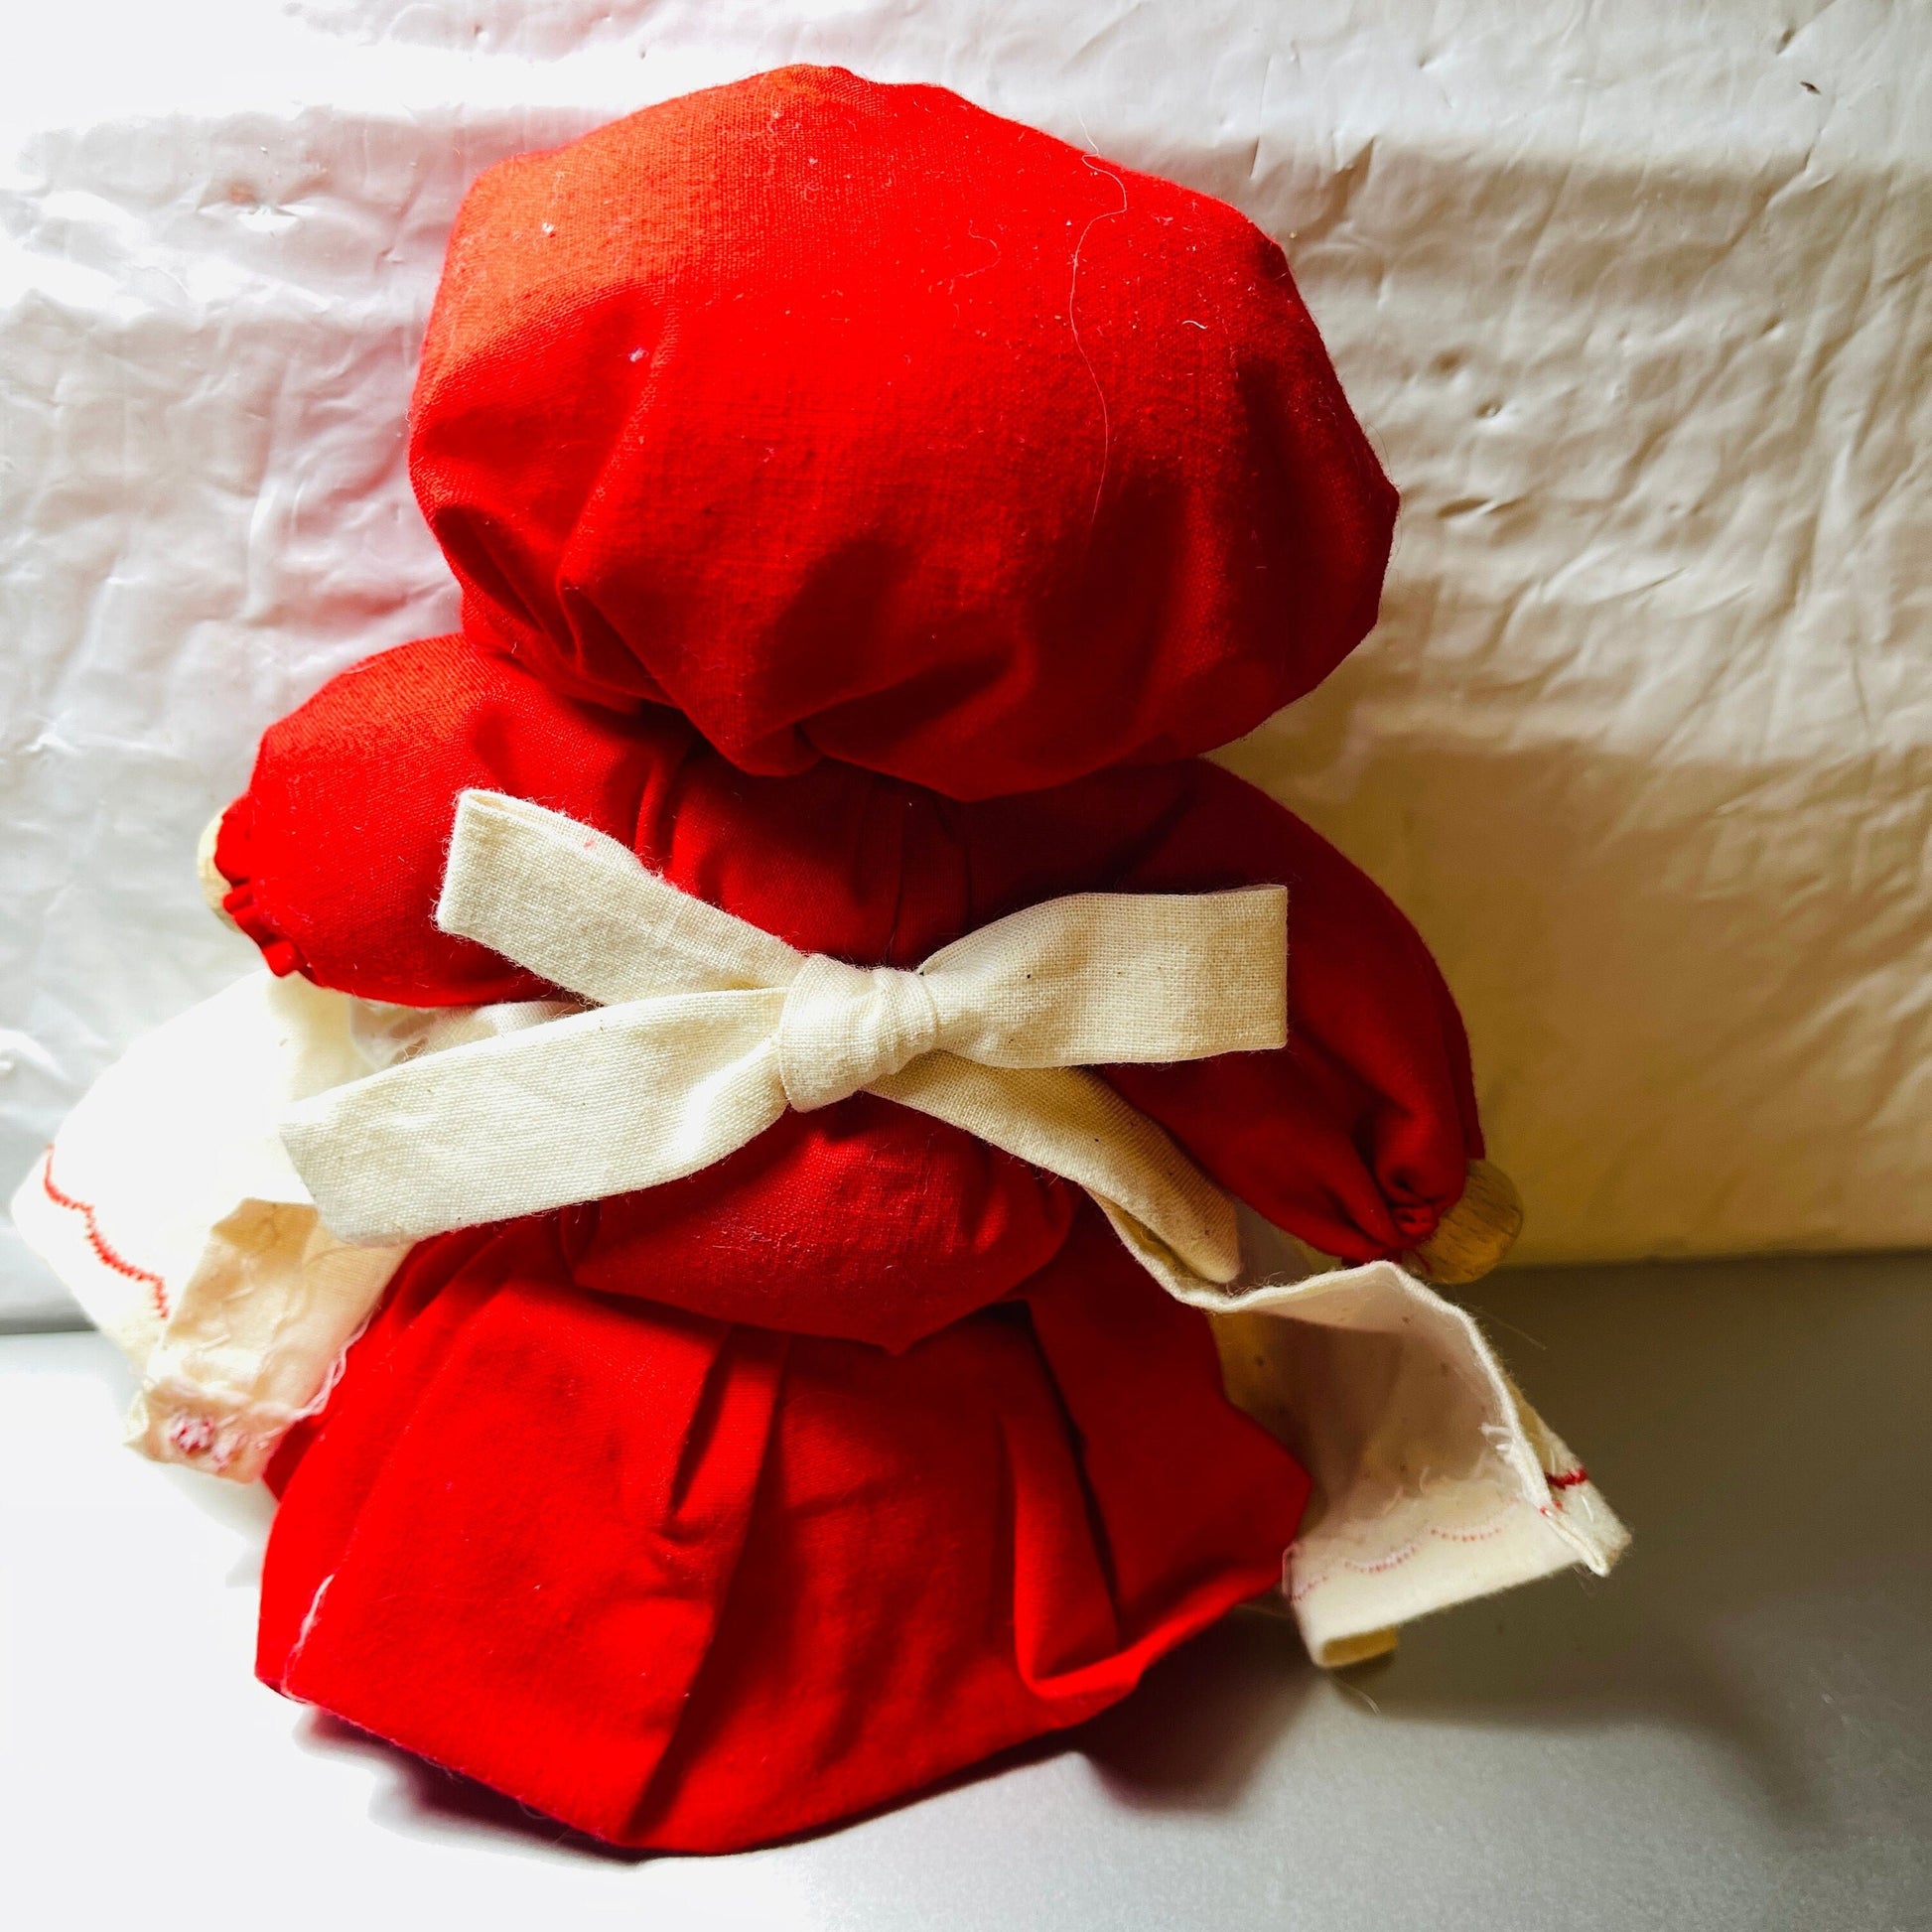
[292,1612,1320,1863]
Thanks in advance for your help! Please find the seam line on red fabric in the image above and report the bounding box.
[39,1150,170,1318]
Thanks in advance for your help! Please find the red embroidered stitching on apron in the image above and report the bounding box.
[39,1151,170,1318]
[1287,1512,1513,1603]
[168,1415,218,1457]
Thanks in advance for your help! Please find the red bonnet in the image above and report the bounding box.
[410,65,1396,799]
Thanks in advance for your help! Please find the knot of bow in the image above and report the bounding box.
[282,790,1289,1297]
[776,955,943,1112]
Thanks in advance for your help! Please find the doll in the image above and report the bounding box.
[13,67,1623,1852]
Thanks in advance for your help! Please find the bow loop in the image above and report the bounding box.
[777,957,941,1112]
[917,887,1288,1068]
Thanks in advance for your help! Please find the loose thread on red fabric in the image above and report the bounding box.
[40,1152,169,1318]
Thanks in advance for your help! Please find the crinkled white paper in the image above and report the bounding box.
[4,1,1928,1320]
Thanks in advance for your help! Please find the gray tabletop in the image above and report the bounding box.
[3,1250,1928,1929]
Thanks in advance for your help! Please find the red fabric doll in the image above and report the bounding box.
[16,67,1623,1854]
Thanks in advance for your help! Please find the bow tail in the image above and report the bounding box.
[869,1056,1243,1289]
[282,992,791,1245]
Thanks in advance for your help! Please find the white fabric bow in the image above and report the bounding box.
[282,790,1289,1290]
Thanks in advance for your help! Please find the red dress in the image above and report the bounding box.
[215,635,1484,1851]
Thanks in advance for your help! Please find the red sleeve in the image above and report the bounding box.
[958,761,1483,1265]
[214,632,664,1007]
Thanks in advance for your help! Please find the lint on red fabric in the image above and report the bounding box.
[11,65,1625,1854]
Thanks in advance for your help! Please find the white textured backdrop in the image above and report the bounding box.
[4,0,1927,1319]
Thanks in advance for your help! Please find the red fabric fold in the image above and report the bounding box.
[263,1208,1304,1851]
